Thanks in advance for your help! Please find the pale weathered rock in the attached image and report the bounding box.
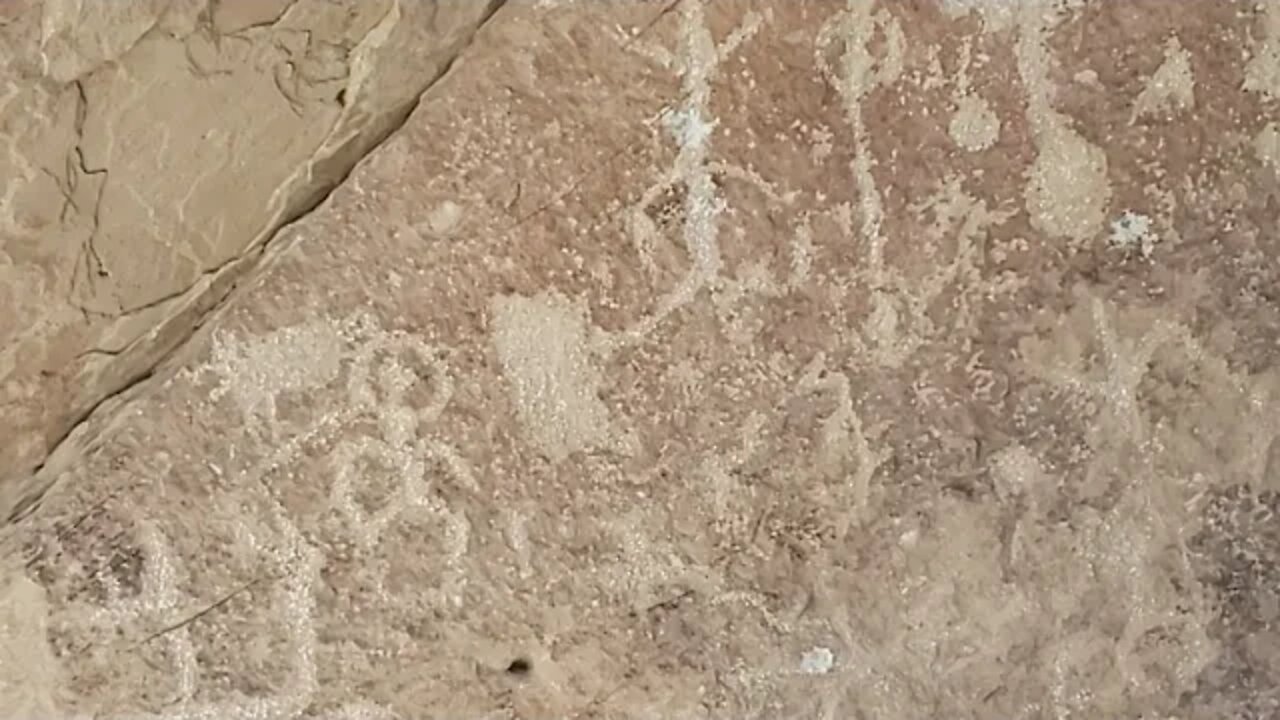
[0,0,502,505]
[1,1,1279,718]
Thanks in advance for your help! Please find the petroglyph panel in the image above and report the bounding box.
[2,1,1279,718]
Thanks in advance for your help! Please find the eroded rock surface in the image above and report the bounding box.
[2,1,1280,718]
[0,0,502,504]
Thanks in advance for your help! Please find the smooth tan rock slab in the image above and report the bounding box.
[2,1,1280,718]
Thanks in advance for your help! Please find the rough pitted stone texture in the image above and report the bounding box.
[1,1,1279,718]
[0,0,501,504]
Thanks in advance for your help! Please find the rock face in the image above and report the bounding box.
[1,1,1279,718]
[0,0,502,505]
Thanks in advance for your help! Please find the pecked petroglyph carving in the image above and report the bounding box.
[204,321,347,437]
[817,6,1016,369]
[793,354,889,530]
[490,289,620,463]
[948,38,1001,152]
[1016,1,1112,248]
[327,317,475,579]
[1131,37,1196,123]
[23,312,475,718]
[1021,295,1196,447]
[6,1,1279,717]
[616,1,768,346]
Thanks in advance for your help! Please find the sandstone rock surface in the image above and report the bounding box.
[0,0,502,507]
[2,1,1280,718]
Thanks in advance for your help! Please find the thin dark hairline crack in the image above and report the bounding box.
[132,576,263,649]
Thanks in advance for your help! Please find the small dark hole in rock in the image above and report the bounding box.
[506,658,531,676]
